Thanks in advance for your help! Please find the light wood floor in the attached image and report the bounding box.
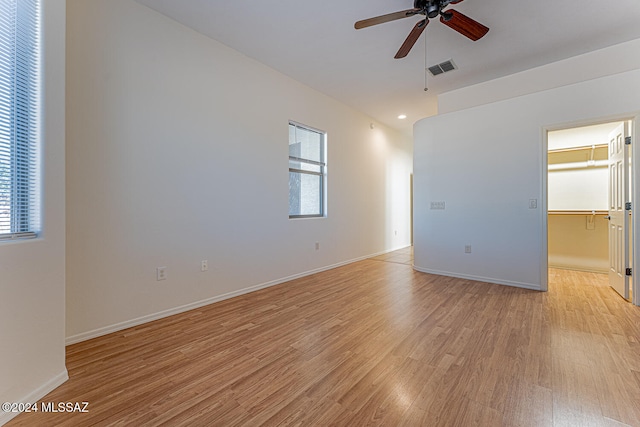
[9,247,640,426]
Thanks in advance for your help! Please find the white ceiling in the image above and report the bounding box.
[134,0,640,134]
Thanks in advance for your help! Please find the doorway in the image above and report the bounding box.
[547,120,633,301]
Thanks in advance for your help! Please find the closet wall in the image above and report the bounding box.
[548,122,621,273]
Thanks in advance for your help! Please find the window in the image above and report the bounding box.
[289,122,326,218]
[0,0,40,240]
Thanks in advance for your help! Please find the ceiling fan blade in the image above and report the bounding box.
[439,9,489,41]
[394,19,428,59]
[355,9,420,30]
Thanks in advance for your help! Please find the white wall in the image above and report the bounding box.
[438,39,640,114]
[0,1,67,425]
[548,168,608,211]
[65,0,413,342]
[414,68,640,289]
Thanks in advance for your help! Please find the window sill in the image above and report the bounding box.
[0,232,38,242]
[289,215,327,220]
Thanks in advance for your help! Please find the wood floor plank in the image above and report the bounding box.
[501,379,553,427]
[7,251,640,426]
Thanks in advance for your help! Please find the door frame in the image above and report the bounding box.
[541,114,640,306]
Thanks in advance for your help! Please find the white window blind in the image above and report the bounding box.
[0,0,40,240]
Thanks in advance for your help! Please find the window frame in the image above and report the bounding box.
[288,121,327,219]
[0,0,41,241]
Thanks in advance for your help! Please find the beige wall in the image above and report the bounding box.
[65,0,413,343]
[0,1,68,425]
[548,214,608,272]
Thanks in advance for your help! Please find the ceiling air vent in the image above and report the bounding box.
[428,59,457,76]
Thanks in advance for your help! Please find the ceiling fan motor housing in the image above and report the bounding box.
[414,0,445,19]
[427,4,440,18]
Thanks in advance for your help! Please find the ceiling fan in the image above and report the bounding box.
[355,0,489,59]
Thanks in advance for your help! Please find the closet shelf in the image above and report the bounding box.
[548,143,607,154]
[548,210,608,215]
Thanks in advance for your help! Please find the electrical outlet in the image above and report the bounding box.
[157,267,167,281]
[465,245,472,254]
[529,199,538,209]
[201,260,208,272]
[315,242,320,250]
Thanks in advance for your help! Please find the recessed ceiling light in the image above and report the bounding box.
[398,114,407,120]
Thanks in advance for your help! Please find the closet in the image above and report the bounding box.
[547,122,623,273]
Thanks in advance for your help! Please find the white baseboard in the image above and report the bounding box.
[66,246,410,345]
[412,265,541,291]
[548,263,608,274]
[0,370,68,426]
[548,255,608,274]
